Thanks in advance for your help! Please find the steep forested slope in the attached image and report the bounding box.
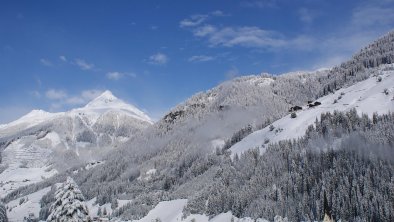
[184,110,394,221]
[46,32,391,220]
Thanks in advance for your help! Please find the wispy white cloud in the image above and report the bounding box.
[106,72,124,80]
[106,71,136,80]
[193,25,217,37]
[211,10,228,17]
[188,55,215,62]
[46,89,67,100]
[59,55,67,62]
[351,5,394,29]
[148,53,169,65]
[179,10,229,28]
[180,14,208,27]
[181,0,394,71]
[74,58,95,70]
[195,25,287,49]
[65,90,103,105]
[309,0,394,69]
[45,89,104,110]
[183,13,306,50]
[40,58,53,67]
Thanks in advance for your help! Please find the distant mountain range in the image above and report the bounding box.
[0,90,152,196]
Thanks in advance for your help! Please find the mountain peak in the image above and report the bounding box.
[94,90,117,102]
[83,90,153,123]
[85,90,119,108]
[100,90,117,99]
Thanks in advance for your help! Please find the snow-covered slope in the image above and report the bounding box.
[130,66,394,222]
[230,66,394,157]
[0,91,152,197]
[0,110,59,132]
[133,199,271,222]
[6,186,51,221]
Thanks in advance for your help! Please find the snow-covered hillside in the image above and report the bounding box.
[6,186,51,221]
[230,65,394,157]
[133,199,272,222]
[0,91,152,197]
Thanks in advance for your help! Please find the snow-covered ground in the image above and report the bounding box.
[133,199,271,222]
[86,197,114,217]
[230,70,394,157]
[133,199,187,222]
[2,137,53,168]
[0,166,56,197]
[85,197,132,218]
[6,186,51,221]
[0,134,57,197]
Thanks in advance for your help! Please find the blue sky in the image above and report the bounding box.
[1,0,394,123]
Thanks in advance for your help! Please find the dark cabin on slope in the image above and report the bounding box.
[289,106,302,112]
[308,101,322,108]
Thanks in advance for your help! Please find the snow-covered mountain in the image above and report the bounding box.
[64,31,393,220]
[230,64,394,157]
[2,31,394,221]
[0,90,152,135]
[0,90,152,196]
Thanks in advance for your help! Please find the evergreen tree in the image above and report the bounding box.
[47,177,90,222]
[323,191,332,221]
[111,198,118,210]
[97,207,102,217]
[0,201,8,222]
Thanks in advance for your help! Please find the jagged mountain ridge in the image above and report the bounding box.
[0,91,152,196]
[0,90,151,134]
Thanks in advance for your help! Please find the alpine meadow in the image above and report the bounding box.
[0,1,394,222]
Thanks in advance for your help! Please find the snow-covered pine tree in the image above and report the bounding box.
[97,207,102,216]
[47,177,90,222]
[0,201,8,222]
[111,198,118,210]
